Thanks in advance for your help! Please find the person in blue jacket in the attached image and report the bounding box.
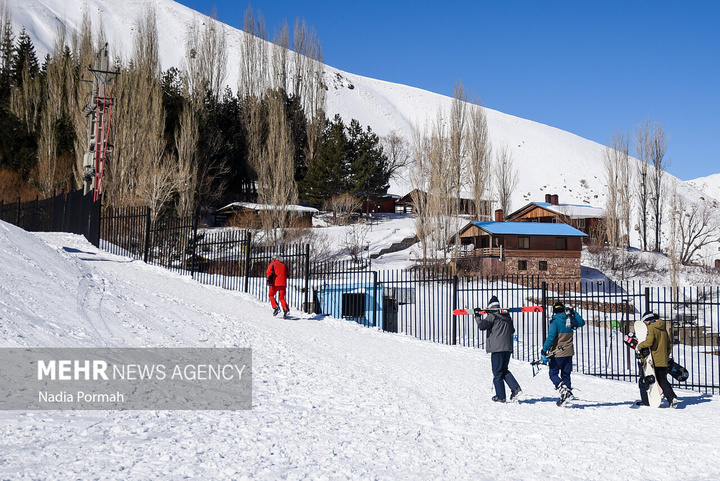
[475,295,522,403]
[541,301,585,402]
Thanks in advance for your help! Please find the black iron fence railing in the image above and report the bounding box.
[2,190,719,395]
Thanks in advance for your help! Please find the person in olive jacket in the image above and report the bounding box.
[475,295,522,403]
[636,311,678,408]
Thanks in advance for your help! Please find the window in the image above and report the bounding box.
[539,261,548,271]
[518,260,528,270]
[518,236,530,249]
[576,218,586,228]
[556,237,567,250]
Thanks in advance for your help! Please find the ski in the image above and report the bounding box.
[453,306,544,316]
[530,346,565,377]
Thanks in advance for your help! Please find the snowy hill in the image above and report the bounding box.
[1,220,719,479]
[5,0,720,262]
[687,173,720,203]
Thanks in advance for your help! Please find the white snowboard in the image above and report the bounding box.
[634,320,662,408]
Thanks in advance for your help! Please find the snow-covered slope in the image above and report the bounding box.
[1,220,719,479]
[687,173,720,203]
[6,0,719,260]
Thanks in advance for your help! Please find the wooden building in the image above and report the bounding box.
[397,189,493,217]
[505,194,604,242]
[454,220,587,285]
[213,202,319,228]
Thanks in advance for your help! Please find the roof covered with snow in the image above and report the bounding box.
[217,202,319,214]
[534,202,605,218]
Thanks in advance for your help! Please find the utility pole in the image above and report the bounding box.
[82,43,119,200]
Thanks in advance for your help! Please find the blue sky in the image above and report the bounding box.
[175,0,719,181]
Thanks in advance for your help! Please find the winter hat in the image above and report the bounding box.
[553,301,565,313]
[487,296,501,310]
[641,311,659,323]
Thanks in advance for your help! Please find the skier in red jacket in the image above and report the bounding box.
[267,256,289,318]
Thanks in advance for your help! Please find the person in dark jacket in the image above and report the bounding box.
[266,256,289,318]
[636,311,678,408]
[475,295,522,403]
[541,301,585,402]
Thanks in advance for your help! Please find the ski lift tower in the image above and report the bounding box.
[82,43,119,200]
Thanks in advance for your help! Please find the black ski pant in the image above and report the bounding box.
[639,366,677,405]
[491,351,519,400]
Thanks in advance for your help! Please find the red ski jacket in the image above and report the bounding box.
[266,259,288,287]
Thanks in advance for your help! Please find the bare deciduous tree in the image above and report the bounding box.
[467,100,492,219]
[184,14,227,104]
[239,6,269,99]
[257,89,298,245]
[635,120,651,251]
[35,26,69,195]
[603,131,632,274]
[107,9,168,211]
[175,104,199,217]
[493,146,518,216]
[381,130,411,182]
[291,18,325,174]
[323,193,361,225]
[673,194,720,265]
[649,122,668,252]
[69,12,101,189]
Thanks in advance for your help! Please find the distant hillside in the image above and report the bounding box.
[687,173,720,203]
[6,0,719,262]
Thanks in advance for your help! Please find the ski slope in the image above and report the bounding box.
[0,220,719,480]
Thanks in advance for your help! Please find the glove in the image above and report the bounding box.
[266,276,273,286]
[473,308,483,317]
[540,350,548,363]
[635,350,643,360]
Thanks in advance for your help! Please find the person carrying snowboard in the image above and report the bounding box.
[636,311,678,408]
[474,295,522,403]
[541,301,585,405]
[266,256,290,318]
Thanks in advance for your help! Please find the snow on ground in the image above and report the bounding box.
[1,220,719,480]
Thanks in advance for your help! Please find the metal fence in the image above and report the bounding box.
[2,191,718,395]
[0,190,100,244]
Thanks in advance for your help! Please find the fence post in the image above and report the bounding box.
[190,212,199,279]
[243,231,252,293]
[16,197,21,226]
[303,243,310,313]
[143,207,152,263]
[541,281,548,344]
[451,274,459,345]
[372,270,379,329]
[644,286,651,314]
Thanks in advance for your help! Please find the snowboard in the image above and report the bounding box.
[633,320,663,408]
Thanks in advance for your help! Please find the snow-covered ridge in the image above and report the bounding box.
[6,0,719,263]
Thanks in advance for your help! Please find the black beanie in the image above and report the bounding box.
[487,296,501,310]
[553,301,565,313]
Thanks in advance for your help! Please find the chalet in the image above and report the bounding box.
[505,194,604,241]
[454,219,587,285]
[213,202,319,228]
[359,193,400,214]
[397,189,493,217]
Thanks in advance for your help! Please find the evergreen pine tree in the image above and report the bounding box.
[11,28,39,85]
[300,114,347,205]
[346,119,389,197]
